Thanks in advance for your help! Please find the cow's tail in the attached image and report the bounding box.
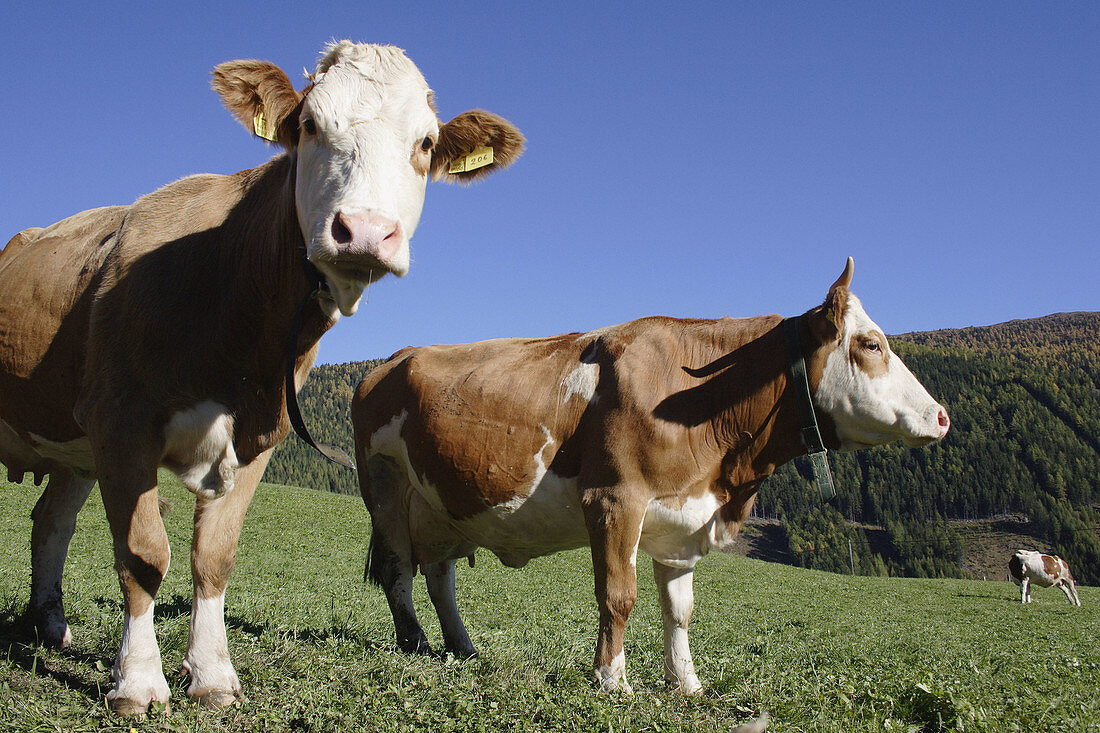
[361,455,399,588]
[365,530,387,587]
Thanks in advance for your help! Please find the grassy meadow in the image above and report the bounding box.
[1,474,1097,732]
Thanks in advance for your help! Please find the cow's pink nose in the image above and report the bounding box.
[331,212,404,264]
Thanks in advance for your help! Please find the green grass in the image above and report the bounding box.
[2,475,1097,732]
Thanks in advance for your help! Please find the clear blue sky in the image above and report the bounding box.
[3,3,1097,365]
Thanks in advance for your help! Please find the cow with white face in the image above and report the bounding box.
[0,41,523,714]
[352,258,949,695]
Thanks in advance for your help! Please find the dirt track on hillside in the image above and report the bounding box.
[730,516,1056,584]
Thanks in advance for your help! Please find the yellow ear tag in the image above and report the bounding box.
[448,146,494,174]
[253,107,278,142]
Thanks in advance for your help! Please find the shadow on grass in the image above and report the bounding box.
[91,593,392,652]
[0,591,392,703]
[0,603,109,700]
[953,590,1013,601]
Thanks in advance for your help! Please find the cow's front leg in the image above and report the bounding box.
[98,466,172,715]
[183,452,267,707]
[1020,577,1030,604]
[584,492,645,694]
[654,561,702,694]
[28,469,95,647]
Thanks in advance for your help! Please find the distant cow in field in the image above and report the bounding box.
[352,258,950,694]
[1009,550,1081,606]
[0,41,523,714]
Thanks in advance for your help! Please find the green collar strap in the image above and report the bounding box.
[783,317,836,501]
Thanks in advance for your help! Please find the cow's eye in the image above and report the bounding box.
[302,118,317,136]
[864,340,881,353]
[420,136,434,152]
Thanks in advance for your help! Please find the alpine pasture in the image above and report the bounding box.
[1,474,1096,731]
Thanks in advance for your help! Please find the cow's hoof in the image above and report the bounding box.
[195,689,242,708]
[595,677,633,696]
[666,678,703,695]
[109,697,160,716]
[398,635,433,656]
[38,623,73,649]
[446,646,479,660]
[731,712,770,733]
[25,607,72,648]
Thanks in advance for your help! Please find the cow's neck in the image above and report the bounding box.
[218,156,310,311]
[211,154,333,460]
[710,318,838,525]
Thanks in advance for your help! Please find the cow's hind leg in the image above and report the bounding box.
[424,560,477,658]
[361,454,431,654]
[27,469,95,647]
[183,451,268,707]
[654,560,702,694]
[367,528,431,654]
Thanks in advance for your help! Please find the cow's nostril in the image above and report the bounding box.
[938,410,950,428]
[331,216,353,245]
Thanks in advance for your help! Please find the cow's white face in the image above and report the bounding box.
[295,43,439,316]
[811,270,950,451]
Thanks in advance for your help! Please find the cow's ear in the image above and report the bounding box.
[211,60,303,150]
[431,110,525,184]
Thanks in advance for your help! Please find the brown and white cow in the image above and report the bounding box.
[1009,550,1081,606]
[352,258,949,694]
[0,41,523,714]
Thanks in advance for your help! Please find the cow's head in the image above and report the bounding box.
[212,41,525,316]
[804,258,950,451]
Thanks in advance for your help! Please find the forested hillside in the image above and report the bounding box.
[265,312,1100,583]
[266,359,385,496]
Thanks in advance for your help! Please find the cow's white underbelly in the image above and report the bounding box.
[421,486,735,570]
[29,434,97,477]
[421,467,589,568]
[0,416,96,479]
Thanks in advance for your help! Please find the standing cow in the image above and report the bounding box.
[351,258,950,694]
[0,41,523,714]
[1009,550,1081,606]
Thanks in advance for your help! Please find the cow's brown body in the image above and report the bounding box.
[352,261,950,694]
[356,313,801,563]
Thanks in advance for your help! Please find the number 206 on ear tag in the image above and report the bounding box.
[449,146,494,174]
